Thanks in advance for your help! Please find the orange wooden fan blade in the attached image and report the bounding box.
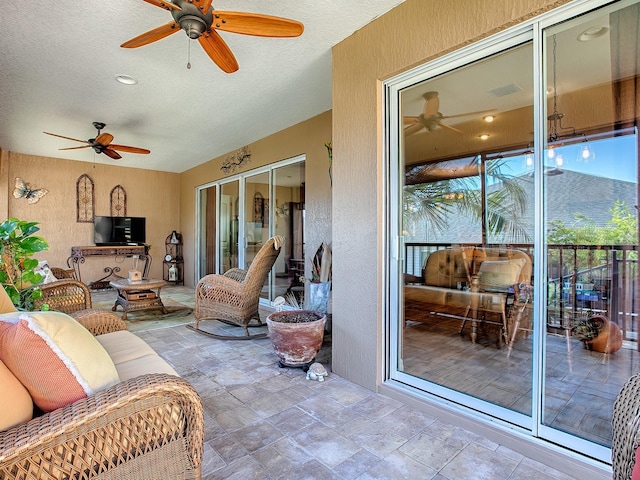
[438,122,464,134]
[423,93,440,117]
[95,133,114,146]
[213,12,304,37]
[404,123,425,136]
[59,145,92,151]
[192,0,212,13]
[121,22,180,48]
[43,131,90,144]
[404,116,419,125]
[198,31,239,73]
[102,149,122,160]
[143,0,181,11]
[443,109,495,120]
[109,144,151,154]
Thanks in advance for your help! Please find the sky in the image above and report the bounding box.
[540,133,637,182]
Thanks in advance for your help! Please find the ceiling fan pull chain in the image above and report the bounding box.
[187,23,192,69]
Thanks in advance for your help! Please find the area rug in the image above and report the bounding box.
[91,295,194,333]
[123,305,194,333]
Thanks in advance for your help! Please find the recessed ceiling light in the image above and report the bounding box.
[115,75,138,85]
[483,115,495,122]
[577,26,609,42]
[479,134,490,140]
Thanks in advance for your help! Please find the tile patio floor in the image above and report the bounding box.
[103,286,583,479]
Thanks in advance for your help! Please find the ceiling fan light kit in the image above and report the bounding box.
[121,0,304,73]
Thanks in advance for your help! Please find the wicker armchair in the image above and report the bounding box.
[0,309,204,480]
[50,266,76,279]
[32,278,92,314]
[612,373,640,479]
[190,235,284,339]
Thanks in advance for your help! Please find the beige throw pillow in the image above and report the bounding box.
[0,311,120,412]
[477,258,526,292]
[0,359,33,431]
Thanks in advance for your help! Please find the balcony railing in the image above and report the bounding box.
[404,242,639,343]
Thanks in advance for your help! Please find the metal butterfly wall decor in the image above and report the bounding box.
[13,178,48,204]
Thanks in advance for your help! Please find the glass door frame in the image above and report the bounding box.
[195,154,306,305]
[383,0,617,464]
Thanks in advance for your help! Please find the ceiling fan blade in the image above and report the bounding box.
[438,122,464,134]
[404,116,420,125]
[212,11,304,37]
[192,0,212,14]
[404,123,426,136]
[442,109,495,120]
[121,22,180,48]
[423,94,440,118]
[143,0,182,11]
[102,149,123,160]
[95,133,114,146]
[198,31,239,73]
[109,144,151,154]
[43,131,91,144]
[59,145,92,151]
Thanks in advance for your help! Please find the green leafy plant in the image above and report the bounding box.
[0,218,49,309]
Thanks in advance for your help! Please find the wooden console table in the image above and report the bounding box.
[68,245,151,289]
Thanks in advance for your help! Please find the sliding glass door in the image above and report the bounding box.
[196,156,305,305]
[540,2,639,458]
[395,39,536,426]
[386,0,640,463]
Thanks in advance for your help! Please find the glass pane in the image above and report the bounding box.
[245,172,271,299]
[220,181,239,273]
[273,162,305,303]
[198,185,217,276]
[543,2,640,448]
[400,42,535,418]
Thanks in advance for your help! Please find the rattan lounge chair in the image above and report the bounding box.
[612,373,640,479]
[189,235,284,340]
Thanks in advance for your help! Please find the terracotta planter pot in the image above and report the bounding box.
[266,310,326,368]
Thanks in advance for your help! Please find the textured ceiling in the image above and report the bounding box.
[0,0,404,172]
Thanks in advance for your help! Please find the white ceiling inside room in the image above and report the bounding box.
[0,0,404,172]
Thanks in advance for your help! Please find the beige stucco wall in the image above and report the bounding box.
[331,0,570,390]
[0,110,331,290]
[0,151,180,282]
[179,110,332,287]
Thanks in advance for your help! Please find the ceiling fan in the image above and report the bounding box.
[403,91,493,136]
[121,0,304,73]
[43,122,150,160]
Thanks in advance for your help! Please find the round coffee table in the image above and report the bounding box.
[109,278,168,320]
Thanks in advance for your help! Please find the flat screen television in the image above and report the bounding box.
[94,216,146,246]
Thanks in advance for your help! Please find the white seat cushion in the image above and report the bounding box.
[96,330,178,380]
[96,330,157,364]
[115,353,178,381]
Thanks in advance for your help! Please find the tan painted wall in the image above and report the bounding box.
[179,110,332,287]
[0,110,330,292]
[1,152,180,283]
[331,0,570,390]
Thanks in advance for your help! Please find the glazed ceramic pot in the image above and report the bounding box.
[266,310,326,368]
